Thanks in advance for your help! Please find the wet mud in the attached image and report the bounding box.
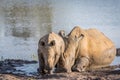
[0,59,120,80]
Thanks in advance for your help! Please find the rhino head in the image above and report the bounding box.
[38,32,65,74]
[62,26,84,72]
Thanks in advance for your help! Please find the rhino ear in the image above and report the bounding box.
[75,34,84,41]
[58,30,65,37]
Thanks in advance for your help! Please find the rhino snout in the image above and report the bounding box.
[45,58,54,70]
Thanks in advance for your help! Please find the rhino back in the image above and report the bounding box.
[85,29,116,66]
[86,29,115,53]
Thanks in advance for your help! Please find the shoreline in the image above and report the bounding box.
[0,59,120,80]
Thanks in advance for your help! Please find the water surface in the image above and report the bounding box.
[0,0,120,66]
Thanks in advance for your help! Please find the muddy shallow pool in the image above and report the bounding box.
[0,56,120,77]
[14,56,120,76]
[0,56,119,80]
[0,59,120,80]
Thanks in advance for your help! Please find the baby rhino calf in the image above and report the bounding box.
[37,32,65,74]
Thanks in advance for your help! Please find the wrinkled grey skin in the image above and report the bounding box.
[37,32,65,75]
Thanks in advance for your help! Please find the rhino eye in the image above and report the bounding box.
[40,41,45,46]
[50,40,55,46]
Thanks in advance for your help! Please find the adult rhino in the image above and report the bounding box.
[62,26,116,72]
[37,32,65,74]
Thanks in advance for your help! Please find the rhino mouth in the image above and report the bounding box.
[44,68,53,74]
[44,65,53,74]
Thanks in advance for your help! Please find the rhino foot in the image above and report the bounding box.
[72,66,86,72]
[72,57,89,72]
[37,68,50,75]
[72,68,81,72]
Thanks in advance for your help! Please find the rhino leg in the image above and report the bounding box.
[72,57,89,72]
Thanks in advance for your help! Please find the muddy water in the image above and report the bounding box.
[15,63,39,76]
[13,56,120,76]
[2,56,118,76]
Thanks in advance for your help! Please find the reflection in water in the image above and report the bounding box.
[0,0,52,60]
[4,4,31,39]
[12,27,31,39]
[3,2,52,39]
